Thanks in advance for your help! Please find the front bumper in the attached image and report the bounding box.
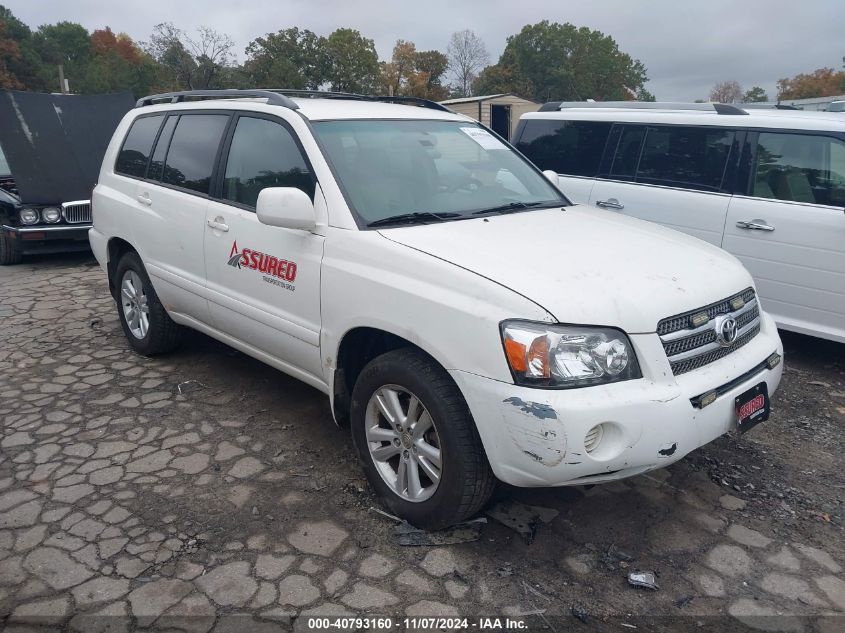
[2,224,92,254]
[450,311,783,487]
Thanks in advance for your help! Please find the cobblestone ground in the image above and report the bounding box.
[1,254,843,632]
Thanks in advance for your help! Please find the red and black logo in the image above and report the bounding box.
[228,241,297,283]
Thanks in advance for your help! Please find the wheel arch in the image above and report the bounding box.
[331,326,452,427]
[106,237,138,299]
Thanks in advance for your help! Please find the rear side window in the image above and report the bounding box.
[147,116,178,182]
[516,120,612,177]
[161,114,229,194]
[222,116,314,208]
[754,132,845,206]
[115,115,163,178]
[636,126,735,191]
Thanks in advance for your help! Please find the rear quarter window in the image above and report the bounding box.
[516,120,612,177]
[115,115,164,178]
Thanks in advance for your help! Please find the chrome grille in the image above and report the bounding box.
[658,288,761,376]
[657,288,756,336]
[61,200,92,224]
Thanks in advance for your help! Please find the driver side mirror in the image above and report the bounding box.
[542,170,559,185]
[256,187,316,231]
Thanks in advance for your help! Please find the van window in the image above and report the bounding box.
[754,133,845,206]
[636,126,735,191]
[115,115,164,178]
[516,120,611,177]
[222,117,315,208]
[609,126,646,179]
[161,114,229,194]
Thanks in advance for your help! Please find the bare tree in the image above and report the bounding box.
[447,30,489,97]
[144,23,234,90]
[709,80,743,103]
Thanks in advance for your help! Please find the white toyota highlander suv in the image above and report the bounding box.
[90,89,784,528]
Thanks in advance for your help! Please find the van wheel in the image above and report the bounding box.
[0,234,22,265]
[350,348,496,529]
[115,252,181,356]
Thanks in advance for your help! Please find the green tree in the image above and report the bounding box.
[81,29,158,97]
[412,49,449,99]
[741,86,768,103]
[144,23,234,90]
[244,27,326,90]
[476,21,648,102]
[32,21,91,91]
[635,87,656,101]
[324,28,379,94]
[0,5,44,90]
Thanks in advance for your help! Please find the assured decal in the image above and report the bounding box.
[227,241,297,291]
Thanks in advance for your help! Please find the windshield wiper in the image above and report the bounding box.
[367,211,461,228]
[471,201,547,216]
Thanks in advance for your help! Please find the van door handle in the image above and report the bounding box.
[206,218,229,232]
[595,198,624,210]
[736,219,775,232]
[136,193,152,206]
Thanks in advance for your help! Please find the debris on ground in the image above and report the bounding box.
[486,500,559,544]
[177,379,206,395]
[627,570,659,591]
[393,518,486,546]
[495,563,514,577]
[368,507,402,522]
[570,604,589,624]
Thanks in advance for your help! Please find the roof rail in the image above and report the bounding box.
[136,89,451,113]
[740,103,801,110]
[538,101,748,115]
[265,90,451,112]
[136,90,299,109]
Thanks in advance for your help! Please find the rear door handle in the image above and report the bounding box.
[736,219,774,232]
[595,198,624,210]
[136,193,152,206]
[206,218,229,232]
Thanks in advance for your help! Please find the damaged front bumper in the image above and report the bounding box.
[450,311,783,487]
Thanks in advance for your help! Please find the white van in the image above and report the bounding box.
[515,102,845,344]
[91,90,782,527]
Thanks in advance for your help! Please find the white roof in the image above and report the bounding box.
[522,106,845,131]
[133,97,468,122]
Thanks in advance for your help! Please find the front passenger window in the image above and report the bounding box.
[223,117,315,209]
[754,133,845,206]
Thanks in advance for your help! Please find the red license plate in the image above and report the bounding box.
[735,382,770,434]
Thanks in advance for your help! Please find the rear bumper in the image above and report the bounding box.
[2,224,92,254]
[450,311,783,487]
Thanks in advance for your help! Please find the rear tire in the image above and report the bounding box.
[350,348,496,529]
[0,233,22,265]
[114,251,181,356]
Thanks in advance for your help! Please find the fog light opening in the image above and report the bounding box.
[584,424,604,453]
[766,352,782,370]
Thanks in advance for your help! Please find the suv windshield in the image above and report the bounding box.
[312,120,566,227]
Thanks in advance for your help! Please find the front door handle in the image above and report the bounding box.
[736,219,775,232]
[206,218,229,232]
[136,193,152,206]
[595,198,624,210]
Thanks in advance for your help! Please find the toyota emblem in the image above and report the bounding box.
[715,315,738,347]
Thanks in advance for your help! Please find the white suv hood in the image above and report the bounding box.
[379,206,754,334]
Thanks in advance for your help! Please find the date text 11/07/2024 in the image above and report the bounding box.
[306,617,529,630]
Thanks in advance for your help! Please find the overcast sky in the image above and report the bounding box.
[7,0,845,101]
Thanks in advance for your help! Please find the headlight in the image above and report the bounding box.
[19,209,39,225]
[501,320,641,388]
[42,207,61,223]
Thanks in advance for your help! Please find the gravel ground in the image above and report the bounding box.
[0,253,842,632]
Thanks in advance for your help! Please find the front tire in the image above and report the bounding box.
[114,251,181,356]
[350,348,496,529]
[0,233,22,265]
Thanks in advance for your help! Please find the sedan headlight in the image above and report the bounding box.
[501,320,641,388]
[19,209,39,225]
[42,207,61,223]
